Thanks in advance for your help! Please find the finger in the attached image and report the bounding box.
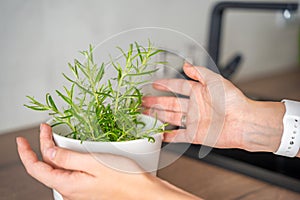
[40,123,55,160]
[183,62,220,85]
[91,153,144,174]
[152,78,197,96]
[163,129,194,143]
[144,108,185,127]
[16,137,73,189]
[45,145,101,174]
[142,96,189,113]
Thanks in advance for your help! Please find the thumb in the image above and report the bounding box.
[183,62,218,85]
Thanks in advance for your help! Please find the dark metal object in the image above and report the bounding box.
[207,1,298,78]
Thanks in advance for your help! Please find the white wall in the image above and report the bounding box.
[221,5,299,81]
[0,0,298,134]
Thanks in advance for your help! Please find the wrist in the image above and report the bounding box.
[144,174,202,200]
[240,99,285,153]
[274,100,300,157]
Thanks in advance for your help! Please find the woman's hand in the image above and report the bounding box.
[143,63,286,153]
[17,124,201,200]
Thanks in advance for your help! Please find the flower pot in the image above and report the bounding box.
[48,114,163,200]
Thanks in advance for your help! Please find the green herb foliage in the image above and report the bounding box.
[25,42,167,142]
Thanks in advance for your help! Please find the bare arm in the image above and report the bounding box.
[143,63,299,157]
[240,100,300,158]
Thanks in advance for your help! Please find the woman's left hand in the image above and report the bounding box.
[17,123,201,200]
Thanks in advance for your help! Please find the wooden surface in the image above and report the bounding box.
[1,127,300,200]
[236,67,300,101]
[0,127,52,200]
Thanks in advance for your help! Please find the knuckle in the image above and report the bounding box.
[54,149,71,167]
[25,167,35,177]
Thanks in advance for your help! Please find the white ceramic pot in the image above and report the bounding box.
[49,114,163,200]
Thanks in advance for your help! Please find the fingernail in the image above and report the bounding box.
[16,137,21,145]
[46,148,57,160]
[184,61,192,67]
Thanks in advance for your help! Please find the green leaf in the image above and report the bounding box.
[62,73,75,83]
[63,73,93,95]
[95,62,105,83]
[50,121,67,128]
[147,136,155,143]
[74,59,89,78]
[64,84,74,100]
[24,104,49,111]
[46,93,58,112]
[149,49,164,57]
[127,43,133,63]
[127,69,158,76]
[95,92,112,98]
[89,44,94,63]
[116,46,127,59]
[134,42,143,63]
[24,41,167,142]
[117,66,122,82]
[68,63,79,79]
[56,90,72,105]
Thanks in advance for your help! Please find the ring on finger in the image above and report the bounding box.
[181,114,187,128]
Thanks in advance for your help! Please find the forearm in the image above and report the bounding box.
[238,99,289,154]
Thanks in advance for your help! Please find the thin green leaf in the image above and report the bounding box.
[24,104,49,111]
[46,93,58,112]
[149,49,165,57]
[74,59,89,78]
[68,63,79,79]
[134,42,143,63]
[116,46,127,59]
[127,69,158,76]
[89,44,94,63]
[95,62,105,83]
[56,90,72,105]
[62,73,75,83]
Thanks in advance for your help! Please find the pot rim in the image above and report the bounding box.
[52,131,163,144]
[49,114,164,144]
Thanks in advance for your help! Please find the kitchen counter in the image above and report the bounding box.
[1,127,300,200]
[236,67,300,101]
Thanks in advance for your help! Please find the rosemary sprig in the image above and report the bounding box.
[24,41,167,142]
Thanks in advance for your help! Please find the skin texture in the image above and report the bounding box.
[143,63,288,154]
[144,62,247,149]
[17,124,201,200]
[17,63,299,200]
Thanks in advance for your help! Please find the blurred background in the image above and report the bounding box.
[0,0,298,134]
[1,0,300,196]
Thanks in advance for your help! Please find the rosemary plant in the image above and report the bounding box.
[25,42,166,142]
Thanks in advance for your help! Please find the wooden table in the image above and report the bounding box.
[1,127,300,200]
[236,67,300,101]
